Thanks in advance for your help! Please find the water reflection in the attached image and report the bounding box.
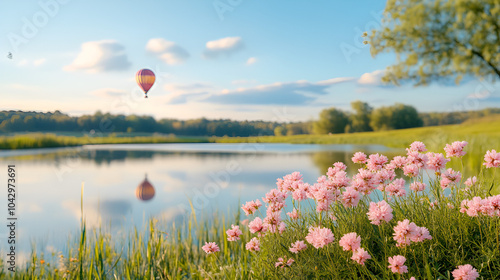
[0,143,402,254]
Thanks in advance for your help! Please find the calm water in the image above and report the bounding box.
[0,143,400,258]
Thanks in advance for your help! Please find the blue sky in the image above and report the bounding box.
[1,0,498,121]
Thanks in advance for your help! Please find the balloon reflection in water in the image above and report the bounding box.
[136,174,155,201]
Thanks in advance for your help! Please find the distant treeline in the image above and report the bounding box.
[0,103,499,136]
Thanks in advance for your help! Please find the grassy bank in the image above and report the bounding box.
[0,134,209,150]
[1,115,499,150]
[214,115,500,150]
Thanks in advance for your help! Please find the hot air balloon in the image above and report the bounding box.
[136,69,155,98]
[136,174,155,201]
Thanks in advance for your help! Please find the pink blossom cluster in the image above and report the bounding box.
[452,264,479,280]
[460,195,500,217]
[385,178,406,197]
[226,224,243,241]
[305,226,334,249]
[366,153,388,171]
[201,242,220,254]
[352,152,367,164]
[393,219,432,247]
[351,248,371,265]
[440,168,462,189]
[484,149,500,168]
[338,232,372,265]
[367,200,393,225]
[241,199,262,216]
[339,232,361,252]
[245,237,260,252]
[289,240,307,254]
[444,141,468,158]
[426,152,450,172]
[388,255,408,274]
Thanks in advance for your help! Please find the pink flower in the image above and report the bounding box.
[341,187,361,207]
[352,152,367,164]
[407,151,428,168]
[305,226,335,249]
[410,182,426,192]
[263,211,282,233]
[275,256,294,268]
[386,156,407,170]
[351,248,371,265]
[407,141,427,152]
[310,183,336,212]
[388,255,408,274]
[410,226,432,242]
[367,200,393,225]
[366,153,388,171]
[248,217,266,235]
[385,178,406,197]
[327,162,347,177]
[245,237,260,252]
[426,152,450,172]
[440,168,461,189]
[444,141,468,158]
[464,176,477,187]
[263,189,287,204]
[339,232,361,252]
[393,219,418,247]
[403,164,420,177]
[452,264,479,280]
[289,240,307,254]
[226,224,242,241]
[202,242,220,254]
[241,199,262,216]
[287,208,300,220]
[330,171,351,189]
[484,149,500,168]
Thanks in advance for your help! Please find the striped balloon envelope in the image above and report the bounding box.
[136,69,156,98]
[136,174,155,201]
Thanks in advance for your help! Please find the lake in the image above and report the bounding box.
[0,143,400,259]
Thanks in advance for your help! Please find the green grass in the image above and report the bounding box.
[214,115,500,150]
[0,133,209,149]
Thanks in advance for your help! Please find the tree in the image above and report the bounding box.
[274,126,285,136]
[370,103,423,131]
[370,0,500,85]
[349,100,373,132]
[313,108,349,134]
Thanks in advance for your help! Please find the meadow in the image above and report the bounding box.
[1,116,499,279]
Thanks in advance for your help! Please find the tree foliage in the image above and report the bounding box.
[313,108,349,134]
[370,103,423,131]
[370,0,500,85]
[348,101,373,132]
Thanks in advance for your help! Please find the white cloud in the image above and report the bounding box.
[64,40,131,73]
[246,57,257,65]
[358,69,385,85]
[317,77,355,86]
[33,58,46,66]
[146,38,190,65]
[17,58,46,67]
[89,88,127,98]
[203,36,244,59]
